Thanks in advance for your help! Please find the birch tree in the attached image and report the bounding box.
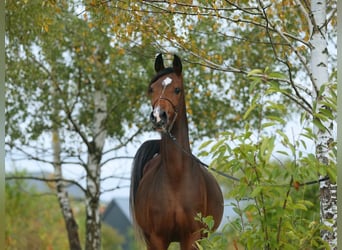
[52,83,82,250]
[84,89,107,249]
[52,128,82,250]
[310,0,337,247]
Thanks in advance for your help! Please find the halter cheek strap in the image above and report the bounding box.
[168,109,178,134]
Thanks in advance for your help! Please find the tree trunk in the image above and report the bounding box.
[52,129,82,250]
[310,0,337,248]
[85,90,107,250]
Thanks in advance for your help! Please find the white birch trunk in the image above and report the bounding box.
[85,90,107,250]
[310,0,337,248]
[52,129,82,250]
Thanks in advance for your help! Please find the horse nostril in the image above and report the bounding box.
[150,111,156,123]
[160,110,167,121]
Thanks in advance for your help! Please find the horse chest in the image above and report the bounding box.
[136,167,206,232]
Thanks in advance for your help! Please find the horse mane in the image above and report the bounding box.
[130,140,160,199]
[130,139,161,241]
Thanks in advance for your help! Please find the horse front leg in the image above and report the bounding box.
[180,232,201,250]
[144,233,170,250]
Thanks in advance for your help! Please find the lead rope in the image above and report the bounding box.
[166,132,331,187]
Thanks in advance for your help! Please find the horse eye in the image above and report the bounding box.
[174,87,181,94]
[148,87,153,94]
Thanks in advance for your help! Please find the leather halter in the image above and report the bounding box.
[152,97,178,114]
[151,78,180,133]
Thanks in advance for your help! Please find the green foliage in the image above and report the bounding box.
[101,224,124,250]
[200,133,328,249]
[195,214,229,250]
[5,174,125,250]
[6,177,70,249]
[5,0,337,142]
[198,77,336,249]
[6,0,154,149]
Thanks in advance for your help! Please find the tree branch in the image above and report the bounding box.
[100,156,134,168]
[6,175,87,194]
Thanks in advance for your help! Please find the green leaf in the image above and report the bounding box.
[313,117,327,131]
[250,186,262,197]
[327,167,337,183]
[243,93,260,120]
[267,115,286,125]
[261,122,276,129]
[293,203,308,211]
[199,140,213,150]
[268,71,286,79]
[276,150,289,156]
[248,68,263,77]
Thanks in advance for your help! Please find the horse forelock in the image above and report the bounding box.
[149,67,175,86]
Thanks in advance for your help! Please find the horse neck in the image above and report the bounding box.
[160,110,192,176]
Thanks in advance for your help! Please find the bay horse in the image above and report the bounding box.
[130,54,223,250]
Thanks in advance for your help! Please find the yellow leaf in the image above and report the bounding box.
[43,24,49,32]
[127,25,133,35]
[246,211,253,222]
[118,48,125,55]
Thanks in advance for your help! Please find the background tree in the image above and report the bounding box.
[6,0,153,248]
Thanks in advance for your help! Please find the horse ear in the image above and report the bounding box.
[155,53,165,73]
[173,54,182,75]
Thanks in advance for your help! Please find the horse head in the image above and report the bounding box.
[149,54,184,133]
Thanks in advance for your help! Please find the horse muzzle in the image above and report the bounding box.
[150,107,168,131]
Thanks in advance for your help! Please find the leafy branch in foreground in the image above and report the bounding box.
[197,80,336,250]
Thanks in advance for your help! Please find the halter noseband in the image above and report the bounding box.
[152,97,178,114]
